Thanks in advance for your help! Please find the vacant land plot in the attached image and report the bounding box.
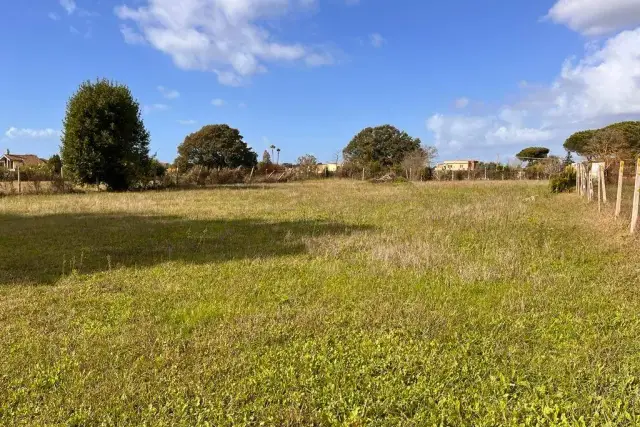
[1,181,639,425]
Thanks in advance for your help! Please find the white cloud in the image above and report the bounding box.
[49,12,60,21]
[427,112,553,150]
[157,85,180,99]
[427,27,640,153]
[5,127,60,139]
[547,28,640,120]
[60,0,76,15]
[211,98,225,107]
[369,33,386,48]
[547,0,640,35]
[488,126,553,144]
[305,52,334,67]
[143,103,170,114]
[121,25,146,45]
[115,0,335,86]
[178,119,197,125]
[455,97,469,109]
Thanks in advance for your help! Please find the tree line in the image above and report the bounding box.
[53,79,440,190]
[42,79,640,191]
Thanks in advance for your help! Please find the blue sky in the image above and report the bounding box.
[2,0,640,164]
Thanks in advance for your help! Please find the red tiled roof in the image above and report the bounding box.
[2,154,46,166]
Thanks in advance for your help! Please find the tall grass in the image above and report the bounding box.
[1,181,639,425]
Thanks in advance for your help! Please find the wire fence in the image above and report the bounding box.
[0,166,69,195]
[575,159,640,234]
[0,161,571,196]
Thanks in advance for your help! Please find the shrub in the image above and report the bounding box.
[206,169,246,185]
[550,167,576,193]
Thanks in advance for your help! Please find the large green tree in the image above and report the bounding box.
[564,122,640,158]
[563,130,596,157]
[343,125,421,169]
[603,121,640,153]
[61,79,150,190]
[176,124,257,170]
[516,147,550,164]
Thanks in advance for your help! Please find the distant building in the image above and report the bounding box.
[316,162,341,174]
[0,150,46,171]
[435,160,479,172]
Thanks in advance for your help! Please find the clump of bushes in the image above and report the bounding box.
[550,167,576,193]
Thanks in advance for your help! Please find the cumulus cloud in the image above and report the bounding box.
[158,85,180,99]
[427,27,640,153]
[547,28,640,120]
[547,0,640,35]
[49,12,60,21]
[212,98,225,107]
[5,127,60,139]
[115,0,335,86]
[60,0,76,15]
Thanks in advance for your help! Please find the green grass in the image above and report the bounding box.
[1,180,639,425]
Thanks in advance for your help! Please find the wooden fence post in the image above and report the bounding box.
[17,165,21,194]
[362,167,365,181]
[586,165,591,202]
[630,159,640,234]
[600,167,607,203]
[584,166,588,197]
[615,161,624,218]
[589,165,595,202]
[576,164,580,194]
[598,167,602,212]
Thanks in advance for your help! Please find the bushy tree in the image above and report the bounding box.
[516,147,550,164]
[297,154,318,167]
[562,151,574,167]
[343,125,421,169]
[585,128,632,169]
[262,150,272,164]
[176,124,257,170]
[149,158,167,178]
[47,154,62,174]
[401,145,438,180]
[61,79,150,190]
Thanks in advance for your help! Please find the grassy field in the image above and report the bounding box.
[1,180,639,425]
